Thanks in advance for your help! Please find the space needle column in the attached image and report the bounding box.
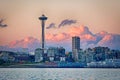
[39,14,47,54]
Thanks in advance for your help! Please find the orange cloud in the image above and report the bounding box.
[102,34,113,41]
[99,31,108,35]
[82,34,96,41]
[68,25,86,36]
[98,34,113,46]
[46,33,69,41]
[9,41,18,48]
[68,26,95,40]
[46,26,96,41]
[9,37,39,48]
[68,25,92,34]
[6,26,120,51]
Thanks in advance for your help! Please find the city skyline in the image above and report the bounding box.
[0,0,120,51]
[0,1,120,80]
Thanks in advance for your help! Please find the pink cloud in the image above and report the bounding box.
[82,34,96,41]
[68,26,96,41]
[9,40,19,48]
[99,31,108,36]
[46,26,96,41]
[101,34,113,42]
[4,26,120,51]
[68,25,92,36]
[98,34,120,49]
[98,34,113,47]
[45,26,120,50]
[9,37,40,48]
[46,33,69,42]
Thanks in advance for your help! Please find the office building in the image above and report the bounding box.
[72,36,80,61]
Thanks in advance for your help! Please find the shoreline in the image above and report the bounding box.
[0,63,120,68]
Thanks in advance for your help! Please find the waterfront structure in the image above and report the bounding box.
[47,47,66,62]
[72,36,80,61]
[0,51,15,62]
[66,52,73,62]
[78,49,86,62]
[93,47,106,61]
[39,14,47,55]
[35,48,43,62]
[58,47,66,61]
[73,49,79,61]
[47,47,56,61]
[47,47,59,61]
[84,48,94,63]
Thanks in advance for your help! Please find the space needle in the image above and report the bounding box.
[39,14,47,54]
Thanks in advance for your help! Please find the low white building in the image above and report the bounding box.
[78,49,86,62]
[85,49,94,63]
[47,47,57,61]
[60,57,66,62]
[72,49,79,61]
[35,48,43,62]
[47,47,66,62]
[49,57,54,61]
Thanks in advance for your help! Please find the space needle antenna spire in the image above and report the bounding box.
[39,14,48,54]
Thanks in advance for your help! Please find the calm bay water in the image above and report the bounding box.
[0,68,120,80]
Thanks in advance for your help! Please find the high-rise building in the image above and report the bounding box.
[72,36,80,61]
[72,36,80,50]
[39,14,47,55]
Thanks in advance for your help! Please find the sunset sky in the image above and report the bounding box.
[0,0,120,50]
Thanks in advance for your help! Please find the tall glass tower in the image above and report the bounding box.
[72,36,80,61]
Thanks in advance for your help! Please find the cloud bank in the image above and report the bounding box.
[0,26,120,52]
[8,37,40,51]
[46,26,120,51]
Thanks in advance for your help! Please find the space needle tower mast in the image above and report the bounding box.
[39,14,47,54]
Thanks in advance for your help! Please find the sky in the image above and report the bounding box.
[0,0,120,50]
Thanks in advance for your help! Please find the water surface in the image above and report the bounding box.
[0,68,120,80]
